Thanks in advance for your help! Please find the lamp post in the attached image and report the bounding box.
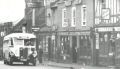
[52,24,58,61]
[47,13,58,61]
[55,26,58,61]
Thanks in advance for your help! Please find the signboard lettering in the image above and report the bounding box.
[96,33,99,49]
[27,2,41,8]
[32,26,40,32]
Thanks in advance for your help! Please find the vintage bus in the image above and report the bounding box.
[3,33,37,66]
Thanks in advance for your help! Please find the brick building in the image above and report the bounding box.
[39,0,96,65]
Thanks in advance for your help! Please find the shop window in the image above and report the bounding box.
[39,36,44,51]
[60,36,70,55]
[43,36,46,52]
[104,34,107,41]
[39,36,49,52]
[79,36,91,58]
[39,36,43,46]
[45,36,48,52]
[99,33,108,57]
[60,36,64,51]
[66,36,70,54]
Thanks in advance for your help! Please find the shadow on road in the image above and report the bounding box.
[5,63,35,66]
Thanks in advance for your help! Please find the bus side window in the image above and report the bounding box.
[11,39,13,45]
[3,40,9,47]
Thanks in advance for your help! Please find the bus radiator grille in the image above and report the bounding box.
[20,48,28,59]
[20,48,23,58]
[23,48,28,59]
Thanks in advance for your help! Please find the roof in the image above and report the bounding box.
[4,33,36,41]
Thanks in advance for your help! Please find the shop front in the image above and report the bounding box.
[38,30,93,64]
[38,31,58,62]
[57,31,92,64]
[96,27,120,66]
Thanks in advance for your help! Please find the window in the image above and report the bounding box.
[60,36,70,55]
[81,5,86,26]
[102,0,106,8]
[14,38,24,45]
[45,36,48,52]
[71,7,76,27]
[3,40,9,46]
[62,8,68,27]
[11,38,13,45]
[79,36,91,58]
[43,36,46,52]
[39,36,48,52]
[102,0,105,4]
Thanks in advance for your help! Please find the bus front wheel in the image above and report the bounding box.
[32,57,36,66]
[4,60,6,64]
[3,54,6,64]
[23,61,29,65]
[9,57,13,65]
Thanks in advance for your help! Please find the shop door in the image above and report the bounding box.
[115,38,120,66]
[72,36,77,63]
[99,33,109,66]
[109,35,116,66]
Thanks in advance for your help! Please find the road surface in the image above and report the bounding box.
[0,61,68,69]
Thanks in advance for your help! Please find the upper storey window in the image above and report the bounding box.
[62,8,68,27]
[71,7,76,27]
[81,5,86,26]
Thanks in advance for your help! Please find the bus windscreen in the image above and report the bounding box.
[24,39,36,46]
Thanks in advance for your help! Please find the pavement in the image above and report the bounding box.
[40,61,116,69]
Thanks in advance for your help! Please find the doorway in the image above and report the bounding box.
[72,36,77,63]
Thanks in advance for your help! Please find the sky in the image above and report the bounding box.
[0,0,26,24]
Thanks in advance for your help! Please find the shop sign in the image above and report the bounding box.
[22,27,26,33]
[27,2,41,8]
[58,32,90,35]
[96,33,99,49]
[101,8,110,20]
[96,27,120,32]
[32,26,40,32]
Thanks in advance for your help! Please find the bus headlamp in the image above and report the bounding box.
[11,52,15,56]
[32,51,37,57]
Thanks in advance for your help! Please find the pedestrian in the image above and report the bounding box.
[38,45,43,63]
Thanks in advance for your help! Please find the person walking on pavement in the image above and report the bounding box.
[38,45,43,63]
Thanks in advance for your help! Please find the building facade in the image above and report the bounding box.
[39,0,96,65]
[95,0,120,66]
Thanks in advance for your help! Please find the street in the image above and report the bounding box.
[0,61,68,69]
